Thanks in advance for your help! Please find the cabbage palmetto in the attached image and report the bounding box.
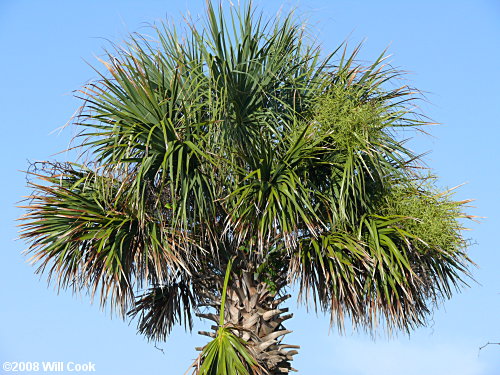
[20,2,473,374]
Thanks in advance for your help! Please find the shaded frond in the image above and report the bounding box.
[129,277,196,341]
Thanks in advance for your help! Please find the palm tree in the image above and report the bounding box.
[20,2,473,374]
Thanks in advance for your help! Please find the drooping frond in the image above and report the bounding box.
[291,183,472,333]
[19,163,191,315]
[129,277,196,341]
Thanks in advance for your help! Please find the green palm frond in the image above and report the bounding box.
[20,163,189,315]
[193,326,263,375]
[292,186,471,333]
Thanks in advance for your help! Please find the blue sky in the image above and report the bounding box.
[1,1,499,374]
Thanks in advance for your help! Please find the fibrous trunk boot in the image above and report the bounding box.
[197,271,299,374]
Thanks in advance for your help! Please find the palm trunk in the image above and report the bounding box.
[197,271,299,374]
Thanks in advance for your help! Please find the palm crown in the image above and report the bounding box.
[20,3,472,374]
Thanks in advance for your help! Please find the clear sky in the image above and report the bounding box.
[1,1,499,374]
